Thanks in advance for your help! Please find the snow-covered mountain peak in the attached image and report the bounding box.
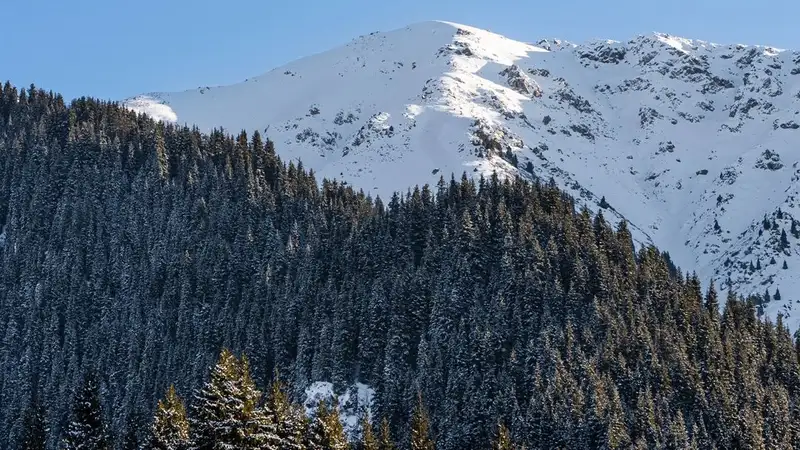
[124,21,800,330]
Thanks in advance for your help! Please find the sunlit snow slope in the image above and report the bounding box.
[124,20,800,330]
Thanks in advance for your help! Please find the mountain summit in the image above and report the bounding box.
[125,20,800,329]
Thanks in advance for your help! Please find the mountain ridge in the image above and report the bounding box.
[124,20,800,330]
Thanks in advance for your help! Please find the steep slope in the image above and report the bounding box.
[125,20,800,329]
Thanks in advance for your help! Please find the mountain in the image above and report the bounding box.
[124,20,800,330]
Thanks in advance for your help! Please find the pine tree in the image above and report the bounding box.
[781,229,789,250]
[379,418,395,450]
[20,397,47,450]
[306,398,349,450]
[152,385,190,450]
[265,374,306,450]
[775,289,782,301]
[122,411,147,450]
[62,373,111,450]
[410,394,434,450]
[190,349,279,449]
[360,412,379,450]
[491,423,513,450]
[783,260,789,270]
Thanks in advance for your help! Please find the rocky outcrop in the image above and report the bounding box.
[499,65,542,97]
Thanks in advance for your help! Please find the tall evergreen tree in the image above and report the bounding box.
[306,399,349,450]
[20,397,47,450]
[360,412,379,450]
[490,423,513,450]
[410,394,434,450]
[379,418,396,450]
[265,374,306,450]
[62,373,110,450]
[190,349,279,449]
[151,385,190,450]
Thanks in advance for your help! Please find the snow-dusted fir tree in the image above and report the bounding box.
[410,394,434,450]
[379,418,396,450]
[360,412,379,450]
[20,397,47,450]
[264,374,307,450]
[151,385,190,450]
[491,423,514,450]
[305,398,349,450]
[189,349,279,449]
[62,373,110,450]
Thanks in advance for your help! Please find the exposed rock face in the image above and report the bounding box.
[500,65,542,97]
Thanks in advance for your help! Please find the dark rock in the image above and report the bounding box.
[499,65,542,97]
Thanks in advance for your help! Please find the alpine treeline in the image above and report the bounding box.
[1,81,800,449]
[59,347,444,450]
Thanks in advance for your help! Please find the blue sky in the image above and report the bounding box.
[4,0,798,101]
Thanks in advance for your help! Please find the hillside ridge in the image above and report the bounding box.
[124,20,800,330]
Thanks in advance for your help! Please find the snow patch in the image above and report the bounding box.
[124,96,178,123]
[303,382,374,439]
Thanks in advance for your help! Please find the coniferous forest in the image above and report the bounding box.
[2,82,800,449]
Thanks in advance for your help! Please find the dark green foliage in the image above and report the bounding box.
[306,399,349,450]
[379,419,395,450]
[490,423,513,450]
[190,349,278,449]
[266,374,307,450]
[1,82,800,449]
[20,398,47,450]
[62,373,110,450]
[410,395,434,450]
[151,386,190,450]
[360,412,379,450]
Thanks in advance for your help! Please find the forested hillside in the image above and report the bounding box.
[2,82,800,449]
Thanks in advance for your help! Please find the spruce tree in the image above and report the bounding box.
[306,398,349,450]
[265,374,306,450]
[410,394,434,450]
[152,385,190,450]
[190,349,279,449]
[122,411,147,450]
[360,412,379,450]
[62,373,110,450]
[379,418,395,450]
[491,423,513,450]
[20,397,47,450]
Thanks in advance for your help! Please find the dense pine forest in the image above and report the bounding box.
[2,81,800,449]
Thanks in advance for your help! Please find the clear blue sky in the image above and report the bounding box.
[4,0,798,101]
